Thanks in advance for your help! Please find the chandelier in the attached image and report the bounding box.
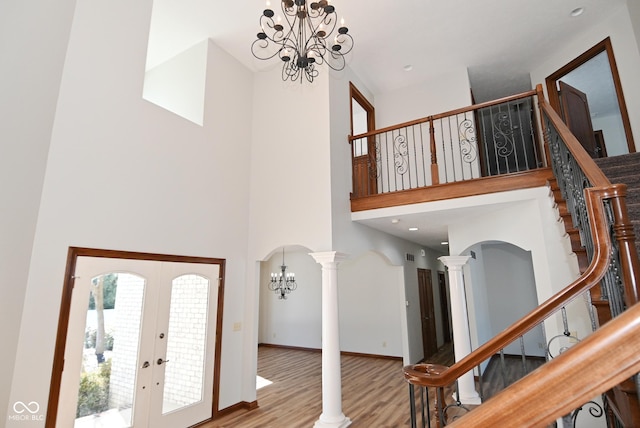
[268,249,298,299]
[251,0,354,83]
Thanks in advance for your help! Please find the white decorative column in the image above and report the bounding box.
[438,255,481,405]
[310,251,351,428]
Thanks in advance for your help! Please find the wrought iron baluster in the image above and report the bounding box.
[439,118,448,183]
[447,116,455,182]
[499,349,506,389]
[411,124,418,189]
[383,131,390,193]
[419,386,428,428]
[519,336,527,376]
[409,383,417,428]
[477,363,484,400]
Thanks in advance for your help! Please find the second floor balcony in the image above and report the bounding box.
[349,88,553,212]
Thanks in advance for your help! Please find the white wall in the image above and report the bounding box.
[374,68,472,129]
[463,243,492,360]
[328,67,449,364]
[339,251,404,357]
[258,249,407,358]
[7,0,254,423]
[628,0,640,56]
[448,187,589,359]
[143,40,208,125]
[482,243,546,357]
[259,248,322,349]
[0,0,77,422]
[530,3,640,151]
[592,113,628,156]
[248,69,334,260]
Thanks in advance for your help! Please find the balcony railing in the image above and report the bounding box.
[349,90,545,200]
[401,85,640,427]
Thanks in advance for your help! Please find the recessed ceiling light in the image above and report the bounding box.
[409,227,418,231]
[403,64,413,72]
[391,218,400,224]
[570,7,584,17]
[441,241,449,245]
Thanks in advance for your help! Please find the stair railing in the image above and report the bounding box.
[349,90,544,198]
[537,83,640,317]
[403,84,640,427]
[447,300,640,427]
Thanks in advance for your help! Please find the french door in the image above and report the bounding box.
[56,256,220,428]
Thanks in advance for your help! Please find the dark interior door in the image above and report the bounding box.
[437,271,452,343]
[350,83,377,197]
[418,268,438,360]
[559,81,601,158]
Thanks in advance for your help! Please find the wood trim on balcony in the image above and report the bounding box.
[350,168,554,212]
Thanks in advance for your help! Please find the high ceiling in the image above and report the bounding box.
[146,0,626,98]
[144,0,628,249]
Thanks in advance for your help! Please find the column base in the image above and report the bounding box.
[314,413,352,428]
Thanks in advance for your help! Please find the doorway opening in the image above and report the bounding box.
[418,268,438,360]
[437,271,452,343]
[47,248,225,428]
[545,37,636,157]
[350,82,377,197]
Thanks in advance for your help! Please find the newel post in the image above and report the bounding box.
[608,185,640,307]
[535,84,552,168]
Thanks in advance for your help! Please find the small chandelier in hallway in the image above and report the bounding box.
[268,249,298,299]
[251,0,353,83]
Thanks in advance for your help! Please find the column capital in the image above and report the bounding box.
[438,255,471,270]
[309,251,350,266]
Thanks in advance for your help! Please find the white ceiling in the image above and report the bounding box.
[146,0,626,97]
[145,0,627,249]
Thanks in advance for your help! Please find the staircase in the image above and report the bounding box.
[594,152,640,260]
[594,152,640,427]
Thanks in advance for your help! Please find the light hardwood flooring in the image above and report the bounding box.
[202,344,455,428]
[201,345,548,427]
[202,346,453,428]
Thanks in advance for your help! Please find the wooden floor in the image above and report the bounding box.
[201,344,547,427]
[202,344,455,428]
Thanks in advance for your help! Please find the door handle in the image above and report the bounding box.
[140,361,150,369]
[157,358,169,365]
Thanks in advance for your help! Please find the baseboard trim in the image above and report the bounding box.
[258,343,402,361]
[340,350,403,361]
[211,400,258,421]
[259,343,321,353]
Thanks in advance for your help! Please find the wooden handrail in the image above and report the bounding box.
[348,89,537,141]
[404,84,640,426]
[403,185,616,388]
[448,300,640,427]
[537,83,639,309]
[536,84,610,187]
